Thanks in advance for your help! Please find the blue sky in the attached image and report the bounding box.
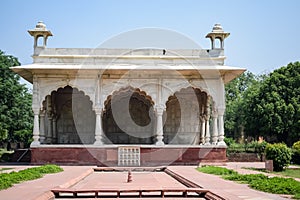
[1,0,300,79]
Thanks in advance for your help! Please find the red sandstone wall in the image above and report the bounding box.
[31,147,226,166]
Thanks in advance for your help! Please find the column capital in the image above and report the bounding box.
[154,104,165,116]
[217,107,225,115]
[32,107,40,114]
[212,109,218,118]
[199,115,205,122]
[39,108,46,116]
[94,106,103,115]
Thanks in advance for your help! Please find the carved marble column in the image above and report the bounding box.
[204,96,211,145]
[94,107,104,145]
[52,117,57,143]
[46,95,53,144]
[39,109,46,144]
[217,107,226,146]
[204,116,210,145]
[155,104,165,146]
[31,76,40,147]
[94,75,104,145]
[31,108,40,147]
[46,114,53,144]
[211,106,218,145]
[200,116,205,145]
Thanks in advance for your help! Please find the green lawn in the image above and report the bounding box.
[0,164,63,190]
[243,167,300,179]
[274,168,300,179]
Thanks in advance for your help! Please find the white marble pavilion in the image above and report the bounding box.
[11,22,245,165]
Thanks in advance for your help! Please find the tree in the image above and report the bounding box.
[244,62,300,145]
[0,50,33,149]
[224,71,257,140]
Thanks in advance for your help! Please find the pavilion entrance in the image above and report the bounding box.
[163,87,208,145]
[103,87,155,144]
[41,86,95,144]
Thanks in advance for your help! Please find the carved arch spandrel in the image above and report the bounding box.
[38,78,96,108]
[101,79,158,107]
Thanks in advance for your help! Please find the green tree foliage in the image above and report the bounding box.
[224,71,258,139]
[0,50,33,148]
[244,62,300,145]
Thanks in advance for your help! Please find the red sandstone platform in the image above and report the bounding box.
[30,145,226,166]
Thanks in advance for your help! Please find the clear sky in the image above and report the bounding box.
[1,0,300,80]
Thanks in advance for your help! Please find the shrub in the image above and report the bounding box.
[265,143,292,171]
[292,141,300,164]
[224,137,235,147]
[254,141,268,154]
[293,141,300,151]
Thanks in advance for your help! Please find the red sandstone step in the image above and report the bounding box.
[51,187,209,198]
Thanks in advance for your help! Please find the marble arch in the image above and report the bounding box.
[104,86,154,108]
[103,87,155,144]
[101,79,158,107]
[163,87,211,145]
[40,86,95,145]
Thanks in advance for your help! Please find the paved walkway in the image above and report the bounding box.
[0,163,295,200]
[0,165,93,200]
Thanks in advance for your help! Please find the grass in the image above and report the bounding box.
[274,168,300,179]
[0,164,63,190]
[197,165,237,176]
[197,166,300,199]
[244,167,300,179]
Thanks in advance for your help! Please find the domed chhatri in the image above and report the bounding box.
[206,23,230,49]
[28,21,53,50]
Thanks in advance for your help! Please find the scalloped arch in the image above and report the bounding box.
[40,85,94,109]
[104,86,154,108]
[162,81,213,106]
